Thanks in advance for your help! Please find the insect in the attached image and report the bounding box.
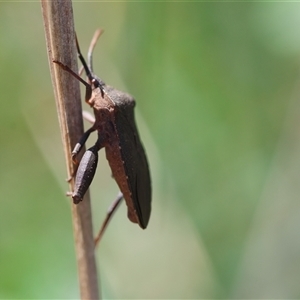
[53,29,151,229]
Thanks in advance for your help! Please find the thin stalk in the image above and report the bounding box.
[40,1,100,299]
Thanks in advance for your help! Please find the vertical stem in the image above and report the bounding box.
[40,1,100,299]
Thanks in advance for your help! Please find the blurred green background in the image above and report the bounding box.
[1,2,300,299]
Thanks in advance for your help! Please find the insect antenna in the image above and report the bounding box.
[75,34,94,83]
[87,29,104,73]
[53,60,90,89]
[75,31,105,94]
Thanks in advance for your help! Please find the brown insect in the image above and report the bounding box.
[53,29,151,229]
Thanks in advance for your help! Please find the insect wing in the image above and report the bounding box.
[109,87,151,228]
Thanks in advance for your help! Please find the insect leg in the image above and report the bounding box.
[82,110,95,124]
[72,127,96,163]
[72,143,101,204]
[94,192,124,247]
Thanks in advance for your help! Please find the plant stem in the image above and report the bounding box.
[40,1,100,299]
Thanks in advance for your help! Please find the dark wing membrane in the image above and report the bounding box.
[116,110,151,228]
[107,86,151,228]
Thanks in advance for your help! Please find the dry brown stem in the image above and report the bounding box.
[40,1,100,299]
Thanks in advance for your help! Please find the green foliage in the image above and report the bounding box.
[1,2,300,298]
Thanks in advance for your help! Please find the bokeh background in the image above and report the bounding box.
[1,2,300,299]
